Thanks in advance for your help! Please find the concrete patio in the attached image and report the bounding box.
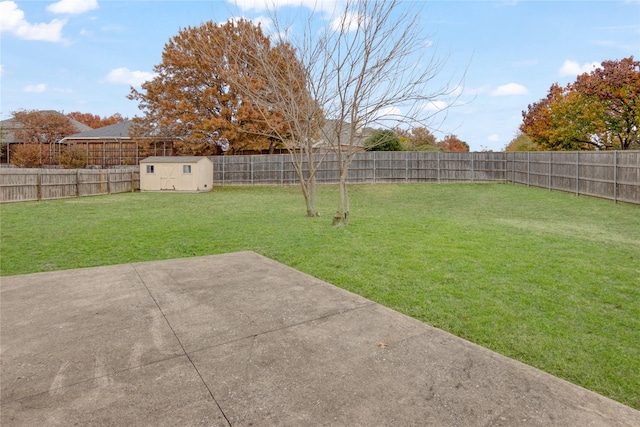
[1,252,638,426]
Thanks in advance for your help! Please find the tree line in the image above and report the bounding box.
[2,110,128,168]
[507,56,639,152]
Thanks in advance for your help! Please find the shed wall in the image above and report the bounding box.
[140,158,213,191]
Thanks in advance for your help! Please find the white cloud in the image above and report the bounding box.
[558,60,601,77]
[47,0,99,15]
[376,106,401,117]
[252,15,272,31]
[231,0,336,13]
[105,67,156,86]
[0,1,66,42]
[0,64,3,77]
[421,100,449,112]
[449,85,463,97]
[488,134,500,142]
[491,83,529,96]
[24,83,47,93]
[331,12,367,32]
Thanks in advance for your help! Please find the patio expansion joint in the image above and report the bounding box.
[132,264,233,427]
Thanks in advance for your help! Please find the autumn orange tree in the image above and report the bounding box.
[128,20,293,155]
[67,112,127,129]
[214,20,325,217]
[396,127,439,151]
[438,134,469,152]
[521,56,639,150]
[10,110,78,166]
[573,57,639,150]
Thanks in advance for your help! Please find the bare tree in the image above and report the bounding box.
[214,19,327,217]
[224,0,459,224]
[309,0,459,225]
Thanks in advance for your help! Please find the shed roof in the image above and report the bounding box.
[140,156,213,164]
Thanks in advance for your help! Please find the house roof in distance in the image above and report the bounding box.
[0,110,93,144]
[62,120,133,140]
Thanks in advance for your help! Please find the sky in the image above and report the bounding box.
[1,0,639,152]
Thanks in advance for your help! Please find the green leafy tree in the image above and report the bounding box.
[365,129,402,151]
[505,132,537,152]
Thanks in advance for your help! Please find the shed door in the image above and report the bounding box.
[160,166,178,190]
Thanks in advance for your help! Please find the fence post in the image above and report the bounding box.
[437,152,440,183]
[614,150,618,203]
[251,155,254,186]
[76,170,81,197]
[575,151,579,196]
[504,152,507,183]
[512,152,515,184]
[373,151,376,183]
[471,152,474,183]
[107,170,112,194]
[37,170,42,201]
[548,151,552,191]
[281,154,284,186]
[527,152,530,187]
[405,152,409,183]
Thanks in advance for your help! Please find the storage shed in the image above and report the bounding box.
[140,156,213,192]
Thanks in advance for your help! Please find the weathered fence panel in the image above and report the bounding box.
[616,151,639,204]
[4,151,638,204]
[211,151,639,204]
[0,168,140,203]
[506,151,639,204]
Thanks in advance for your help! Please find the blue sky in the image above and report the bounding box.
[1,0,638,151]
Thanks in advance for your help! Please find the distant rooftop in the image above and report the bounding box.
[0,110,93,144]
[62,120,133,140]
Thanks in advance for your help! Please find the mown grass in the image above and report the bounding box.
[1,183,639,409]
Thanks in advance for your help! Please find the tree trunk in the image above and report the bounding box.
[300,173,319,218]
[306,174,319,217]
[332,158,350,226]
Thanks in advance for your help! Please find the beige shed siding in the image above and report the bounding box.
[140,156,213,192]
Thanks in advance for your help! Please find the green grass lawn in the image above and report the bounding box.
[1,183,639,409]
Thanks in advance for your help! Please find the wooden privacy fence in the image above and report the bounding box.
[0,168,140,203]
[2,151,637,204]
[211,151,639,204]
[213,152,507,185]
[508,151,639,205]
